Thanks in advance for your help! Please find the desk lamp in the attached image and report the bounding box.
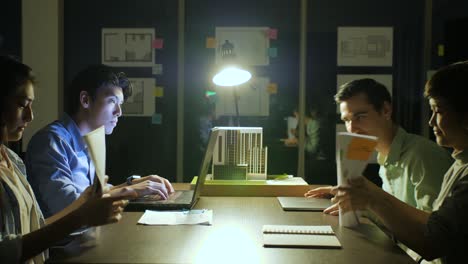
[212,40,252,126]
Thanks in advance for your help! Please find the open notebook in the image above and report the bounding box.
[262,225,341,248]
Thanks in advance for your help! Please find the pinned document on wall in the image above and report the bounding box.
[215,77,270,117]
[123,78,156,116]
[337,27,393,66]
[101,28,155,67]
[215,27,270,66]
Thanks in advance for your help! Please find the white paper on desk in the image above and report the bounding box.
[83,126,106,194]
[336,132,377,227]
[138,210,213,225]
[266,177,308,185]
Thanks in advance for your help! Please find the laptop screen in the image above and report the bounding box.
[190,128,220,205]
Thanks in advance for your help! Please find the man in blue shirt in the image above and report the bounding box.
[26,65,174,217]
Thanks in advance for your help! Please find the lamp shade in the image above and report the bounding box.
[212,66,252,86]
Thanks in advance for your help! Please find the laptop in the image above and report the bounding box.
[125,129,219,211]
[277,197,332,211]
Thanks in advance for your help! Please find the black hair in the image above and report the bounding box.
[425,61,468,114]
[66,65,132,116]
[0,55,36,144]
[335,78,392,112]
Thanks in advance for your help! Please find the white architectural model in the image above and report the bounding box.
[212,127,268,180]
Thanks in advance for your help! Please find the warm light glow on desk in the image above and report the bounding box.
[212,66,252,87]
[193,225,260,264]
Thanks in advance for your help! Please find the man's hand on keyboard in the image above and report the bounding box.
[131,175,175,194]
[123,180,169,199]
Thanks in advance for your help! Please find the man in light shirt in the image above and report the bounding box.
[306,78,452,214]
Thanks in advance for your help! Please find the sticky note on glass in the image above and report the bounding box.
[437,44,444,57]
[267,83,278,94]
[152,113,162,124]
[267,28,278,39]
[206,37,216,48]
[152,64,163,75]
[268,47,277,58]
[152,38,164,49]
[154,86,164,97]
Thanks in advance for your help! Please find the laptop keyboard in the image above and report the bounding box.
[136,190,192,204]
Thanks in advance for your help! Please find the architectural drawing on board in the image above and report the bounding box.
[102,28,155,67]
[215,27,270,66]
[122,78,155,116]
[337,27,393,66]
[212,127,268,180]
[215,77,270,117]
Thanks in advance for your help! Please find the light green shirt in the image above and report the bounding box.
[377,127,453,211]
[305,119,319,154]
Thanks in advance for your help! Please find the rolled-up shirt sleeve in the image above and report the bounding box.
[0,234,22,264]
[426,177,468,257]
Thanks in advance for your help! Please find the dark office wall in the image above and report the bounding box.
[0,0,21,57]
[307,0,426,134]
[432,0,468,67]
[303,0,425,184]
[64,0,427,183]
[64,0,179,184]
[0,0,22,155]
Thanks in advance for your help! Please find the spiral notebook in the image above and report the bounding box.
[262,225,341,248]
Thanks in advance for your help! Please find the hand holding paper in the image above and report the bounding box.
[331,177,378,213]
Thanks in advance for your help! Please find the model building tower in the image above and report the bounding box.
[212,127,268,180]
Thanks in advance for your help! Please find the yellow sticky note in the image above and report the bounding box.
[437,44,444,57]
[154,86,164,97]
[206,37,216,48]
[267,83,278,94]
[346,137,377,161]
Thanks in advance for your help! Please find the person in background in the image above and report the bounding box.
[331,61,468,264]
[306,79,452,215]
[0,55,136,263]
[284,107,321,156]
[26,64,174,218]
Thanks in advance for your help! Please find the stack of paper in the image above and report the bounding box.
[137,210,213,225]
[336,132,377,227]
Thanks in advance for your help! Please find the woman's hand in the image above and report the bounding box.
[75,187,137,227]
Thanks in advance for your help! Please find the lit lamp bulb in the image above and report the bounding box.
[212,66,252,87]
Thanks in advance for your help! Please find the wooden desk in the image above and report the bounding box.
[49,196,415,264]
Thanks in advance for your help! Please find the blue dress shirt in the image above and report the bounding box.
[26,114,95,218]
